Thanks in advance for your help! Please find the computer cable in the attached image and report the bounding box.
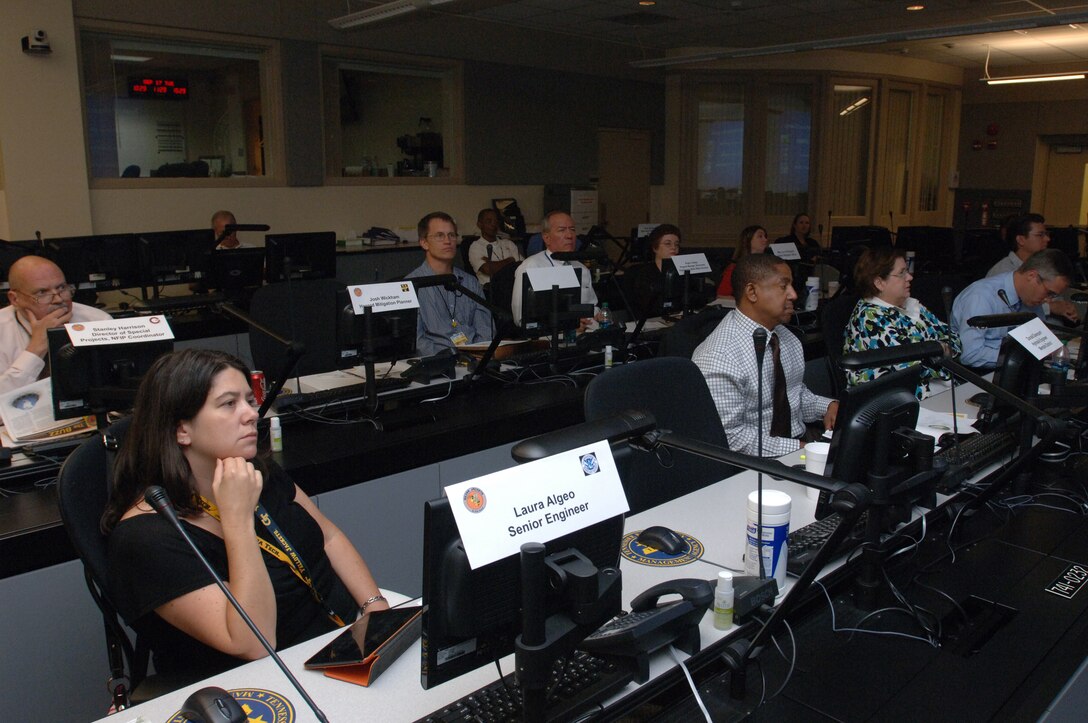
[910,577,970,626]
[766,619,798,702]
[813,579,938,647]
[418,376,455,404]
[668,645,713,723]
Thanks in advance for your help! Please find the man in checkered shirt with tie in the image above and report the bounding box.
[693,254,838,457]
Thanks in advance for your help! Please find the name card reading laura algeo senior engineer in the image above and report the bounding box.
[64,315,174,347]
[444,442,629,570]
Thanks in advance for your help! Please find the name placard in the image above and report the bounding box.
[65,316,174,347]
[347,282,420,314]
[444,442,630,569]
[1008,317,1061,360]
[769,243,802,261]
[526,265,579,291]
[637,223,661,239]
[670,253,712,275]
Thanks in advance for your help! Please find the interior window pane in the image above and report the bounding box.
[828,84,873,217]
[764,85,812,217]
[80,31,265,179]
[919,92,946,212]
[696,84,745,217]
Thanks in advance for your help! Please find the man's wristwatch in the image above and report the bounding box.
[361,594,387,613]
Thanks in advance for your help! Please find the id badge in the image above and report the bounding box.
[450,330,469,346]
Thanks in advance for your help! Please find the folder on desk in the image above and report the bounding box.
[304,606,422,687]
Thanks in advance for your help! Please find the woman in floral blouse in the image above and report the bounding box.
[843,246,961,399]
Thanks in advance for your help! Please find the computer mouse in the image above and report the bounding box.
[637,525,688,555]
[179,686,246,723]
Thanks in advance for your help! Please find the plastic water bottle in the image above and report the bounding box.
[1045,341,1072,390]
[599,302,614,329]
[270,416,284,452]
[713,570,734,630]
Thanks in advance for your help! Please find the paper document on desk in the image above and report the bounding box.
[0,379,95,443]
[915,407,977,441]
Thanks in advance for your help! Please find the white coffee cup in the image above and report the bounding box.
[826,280,841,297]
[803,441,830,500]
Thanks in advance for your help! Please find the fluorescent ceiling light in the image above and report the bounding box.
[110,54,151,63]
[838,97,870,116]
[983,72,1086,84]
[330,0,459,29]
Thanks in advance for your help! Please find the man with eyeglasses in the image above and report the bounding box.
[404,211,492,356]
[511,210,599,328]
[985,212,1079,324]
[952,248,1075,370]
[1,255,112,393]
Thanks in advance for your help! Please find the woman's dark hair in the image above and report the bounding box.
[101,349,257,533]
[648,223,682,252]
[853,246,907,299]
[735,225,767,261]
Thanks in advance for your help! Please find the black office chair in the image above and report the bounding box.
[820,291,859,396]
[658,305,729,359]
[488,261,521,337]
[459,235,480,277]
[57,418,168,708]
[248,278,344,378]
[584,357,738,514]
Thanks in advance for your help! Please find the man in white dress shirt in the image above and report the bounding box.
[0,256,112,393]
[511,211,598,328]
[468,208,522,287]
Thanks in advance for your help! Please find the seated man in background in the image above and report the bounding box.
[0,256,112,393]
[985,212,1079,324]
[211,210,253,250]
[405,211,492,356]
[952,248,1074,370]
[511,210,598,328]
[693,254,837,457]
[468,208,522,287]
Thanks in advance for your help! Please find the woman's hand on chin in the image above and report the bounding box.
[212,457,263,526]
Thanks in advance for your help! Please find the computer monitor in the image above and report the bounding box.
[265,232,337,282]
[0,240,41,292]
[830,225,893,253]
[43,234,141,292]
[984,336,1041,429]
[520,269,592,335]
[47,327,173,421]
[659,257,711,315]
[1047,226,1080,261]
[334,288,417,367]
[203,247,266,292]
[420,494,624,689]
[137,229,217,286]
[825,365,922,488]
[895,226,954,270]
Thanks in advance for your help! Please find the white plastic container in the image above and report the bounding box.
[804,276,820,310]
[745,489,791,591]
[713,570,734,630]
[270,416,283,452]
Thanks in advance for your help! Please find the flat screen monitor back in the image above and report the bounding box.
[335,288,417,366]
[265,232,337,282]
[43,234,141,292]
[204,248,266,291]
[0,240,41,292]
[521,269,590,335]
[138,229,216,285]
[831,226,893,252]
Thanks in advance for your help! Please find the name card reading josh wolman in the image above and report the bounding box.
[670,253,712,274]
[768,243,802,261]
[347,282,420,314]
[1008,317,1061,360]
[64,316,174,347]
[444,442,629,570]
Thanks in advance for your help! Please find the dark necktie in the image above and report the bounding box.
[769,332,791,437]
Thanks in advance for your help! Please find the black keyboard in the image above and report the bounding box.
[934,431,1016,494]
[272,377,411,411]
[417,650,634,723]
[132,292,224,313]
[786,511,868,577]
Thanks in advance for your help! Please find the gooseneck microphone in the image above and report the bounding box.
[998,288,1015,311]
[486,243,494,262]
[144,486,330,723]
[752,328,768,580]
[941,285,955,323]
[939,286,962,443]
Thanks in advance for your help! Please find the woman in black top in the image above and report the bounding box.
[627,223,682,318]
[775,212,821,264]
[103,349,388,683]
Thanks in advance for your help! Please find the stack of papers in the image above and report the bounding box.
[0,379,95,444]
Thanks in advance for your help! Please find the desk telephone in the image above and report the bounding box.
[580,578,713,682]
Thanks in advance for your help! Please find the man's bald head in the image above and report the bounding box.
[7,256,71,319]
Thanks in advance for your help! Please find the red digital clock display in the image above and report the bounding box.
[128,76,189,100]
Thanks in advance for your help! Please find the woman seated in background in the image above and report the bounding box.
[627,223,682,318]
[102,349,388,685]
[775,212,821,264]
[843,247,961,399]
[717,225,769,298]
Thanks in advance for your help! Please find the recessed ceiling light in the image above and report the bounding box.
[639,0,656,5]
[110,54,152,63]
[906,4,925,10]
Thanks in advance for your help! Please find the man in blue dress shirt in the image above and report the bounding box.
[405,212,492,356]
[951,249,1074,370]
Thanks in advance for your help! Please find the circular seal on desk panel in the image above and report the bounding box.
[167,688,295,723]
[620,530,704,566]
[463,486,486,513]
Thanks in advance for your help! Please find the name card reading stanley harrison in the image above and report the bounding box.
[65,315,174,347]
